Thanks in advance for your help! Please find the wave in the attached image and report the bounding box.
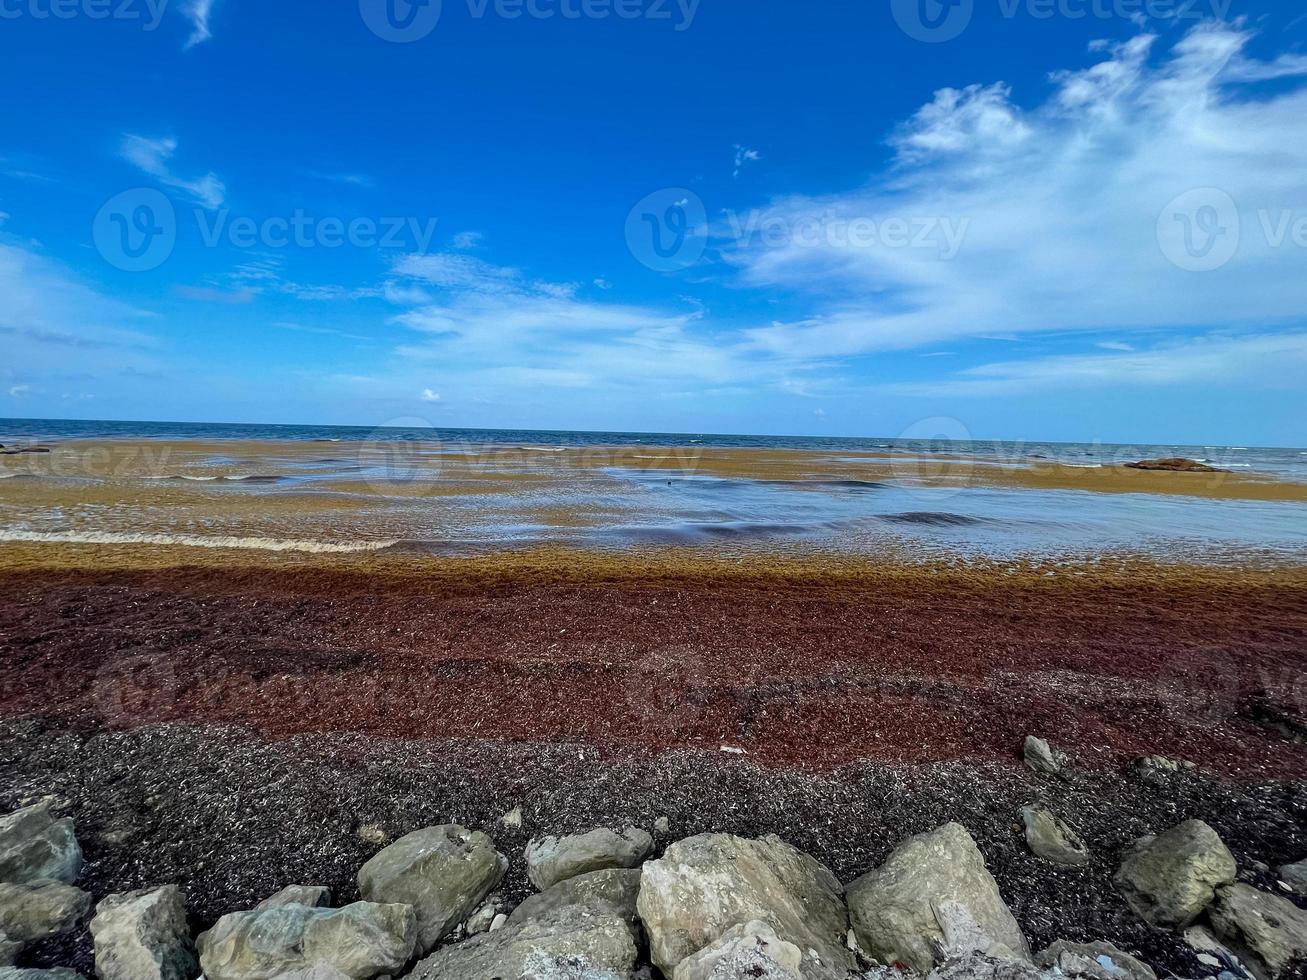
[517,446,569,453]
[144,474,288,483]
[0,530,397,553]
[879,512,992,527]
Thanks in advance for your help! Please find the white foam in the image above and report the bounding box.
[0,530,397,553]
[517,446,568,453]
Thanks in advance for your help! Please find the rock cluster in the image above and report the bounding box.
[2,740,1306,979]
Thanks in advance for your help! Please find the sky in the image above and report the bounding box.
[1,0,1306,445]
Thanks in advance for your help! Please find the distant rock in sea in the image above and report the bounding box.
[1124,458,1226,472]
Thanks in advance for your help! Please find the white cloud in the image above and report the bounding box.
[733,144,761,178]
[120,135,226,209]
[8,384,30,398]
[421,388,441,402]
[730,21,1307,363]
[884,332,1307,397]
[451,231,484,250]
[182,0,216,49]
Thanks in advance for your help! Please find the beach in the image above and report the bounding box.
[2,427,1307,976]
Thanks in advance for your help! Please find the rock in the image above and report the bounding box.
[254,885,332,911]
[0,935,18,966]
[356,824,506,954]
[196,901,416,980]
[464,894,505,936]
[491,912,508,932]
[1124,458,1224,472]
[1021,807,1088,866]
[1034,940,1157,980]
[0,881,92,944]
[0,804,82,886]
[637,832,854,979]
[1185,924,1257,980]
[0,970,87,980]
[874,951,1051,980]
[1023,737,1061,775]
[525,827,653,891]
[89,885,196,980]
[1114,819,1236,929]
[508,869,641,931]
[846,822,1030,974]
[654,817,671,836]
[1208,883,1307,980]
[405,904,637,980]
[672,920,802,979]
[501,807,524,831]
[1279,859,1307,896]
[355,824,387,846]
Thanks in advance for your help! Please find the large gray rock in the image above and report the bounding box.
[637,833,854,980]
[357,824,506,954]
[509,868,641,931]
[1208,883,1307,980]
[846,822,1030,974]
[0,935,18,967]
[862,951,1052,980]
[1114,819,1236,929]
[1184,924,1257,980]
[0,805,82,887]
[525,827,653,891]
[0,881,91,945]
[197,901,417,980]
[254,885,332,911]
[673,920,802,979]
[406,904,636,979]
[1021,808,1088,866]
[1279,859,1307,896]
[1034,940,1157,980]
[89,885,196,980]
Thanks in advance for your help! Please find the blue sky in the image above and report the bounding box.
[1,0,1305,443]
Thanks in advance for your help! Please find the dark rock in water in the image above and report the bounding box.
[1124,458,1225,472]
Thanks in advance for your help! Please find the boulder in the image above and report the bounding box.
[0,881,91,944]
[463,894,506,936]
[89,885,196,980]
[1022,737,1061,776]
[197,901,416,980]
[1034,940,1157,980]
[1208,883,1307,980]
[1114,819,1236,929]
[525,827,653,891]
[1124,458,1224,472]
[846,822,1030,974]
[508,869,641,932]
[637,833,854,979]
[1021,808,1088,866]
[406,904,636,980]
[0,935,18,966]
[672,920,802,979]
[254,885,332,911]
[0,805,82,886]
[356,824,506,954]
[0,970,87,980]
[1279,859,1307,896]
[1184,924,1257,979]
